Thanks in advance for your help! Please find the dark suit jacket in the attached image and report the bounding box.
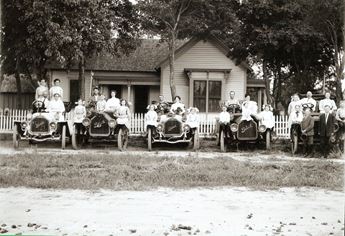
[301,115,314,136]
[319,113,335,137]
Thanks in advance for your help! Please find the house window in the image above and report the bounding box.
[193,80,221,113]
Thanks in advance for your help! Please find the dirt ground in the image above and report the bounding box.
[0,140,344,235]
[0,187,344,236]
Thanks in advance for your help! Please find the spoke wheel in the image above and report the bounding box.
[61,125,66,149]
[148,128,152,151]
[220,130,226,152]
[13,124,19,149]
[266,130,271,150]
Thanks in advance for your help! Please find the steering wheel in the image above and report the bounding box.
[302,103,314,110]
[227,104,241,113]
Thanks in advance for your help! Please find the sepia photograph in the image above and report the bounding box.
[0,0,344,235]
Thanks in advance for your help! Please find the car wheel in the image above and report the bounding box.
[61,125,66,149]
[13,124,19,149]
[148,128,152,151]
[266,130,271,150]
[291,133,298,155]
[71,125,78,150]
[220,130,226,152]
[193,129,199,151]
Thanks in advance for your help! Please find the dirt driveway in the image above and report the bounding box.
[0,187,344,236]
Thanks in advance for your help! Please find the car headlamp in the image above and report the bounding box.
[82,118,91,127]
[259,125,267,133]
[50,122,57,130]
[157,124,163,132]
[230,123,238,132]
[183,124,190,132]
[108,119,116,128]
[21,121,28,130]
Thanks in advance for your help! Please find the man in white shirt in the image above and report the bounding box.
[319,92,337,113]
[300,91,316,111]
[49,78,63,100]
[225,91,239,107]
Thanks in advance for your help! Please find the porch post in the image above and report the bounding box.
[258,89,262,110]
[127,83,131,103]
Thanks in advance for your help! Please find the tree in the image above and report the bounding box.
[138,0,196,99]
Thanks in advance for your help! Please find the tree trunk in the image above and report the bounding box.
[262,59,272,105]
[335,54,344,101]
[78,54,85,100]
[168,34,177,100]
[15,58,22,109]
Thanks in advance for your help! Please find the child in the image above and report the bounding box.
[116,99,131,130]
[74,99,86,123]
[145,104,158,133]
[219,105,231,139]
[47,93,65,121]
[186,107,200,130]
[96,94,106,112]
[259,104,275,130]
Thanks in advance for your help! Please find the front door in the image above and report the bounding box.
[134,86,149,113]
[70,80,80,103]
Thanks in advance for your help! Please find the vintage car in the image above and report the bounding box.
[13,100,69,149]
[71,110,128,151]
[218,104,272,152]
[146,104,199,151]
[290,95,340,155]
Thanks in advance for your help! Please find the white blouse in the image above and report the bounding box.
[74,105,86,123]
[259,111,275,129]
[145,110,158,127]
[49,86,63,100]
[47,100,65,121]
[219,111,231,123]
[170,102,185,114]
[319,98,337,113]
[96,100,107,112]
[186,113,200,129]
[105,97,120,112]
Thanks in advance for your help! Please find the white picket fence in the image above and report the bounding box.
[0,109,290,138]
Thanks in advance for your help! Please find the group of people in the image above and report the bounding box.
[34,78,65,121]
[288,91,345,157]
[145,95,200,131]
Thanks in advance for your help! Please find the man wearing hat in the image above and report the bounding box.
[319,104,336,158]
[301,108,314,157]
[49,78,63,100]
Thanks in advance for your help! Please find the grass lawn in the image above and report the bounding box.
[0,152,343,191]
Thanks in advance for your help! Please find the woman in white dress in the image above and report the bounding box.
[145,104,158,133]
[170,96,185,115]
[74,99,86,123]
[288,94,301,115]
[116,99,131,130]
[241,94,258,121]
[259,104,275,130]
[105,90,120,113]
[47,93,65,121]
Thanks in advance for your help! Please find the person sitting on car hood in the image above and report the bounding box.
[241,94,258,121]
[47,93,65,121]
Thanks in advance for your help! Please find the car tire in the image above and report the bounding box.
[291,133,298,155]
[266,130,271,150]
[13,124,19,149]
[148,128,152,151]
[61,125,66,150]
[220,130,226,152]
[71,125,78,150]
[193,129,199,151]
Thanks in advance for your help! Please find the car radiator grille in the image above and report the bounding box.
[237,120,257,140]
[31,117,49,133]
[164,119,181,135]
[90,114,109,135]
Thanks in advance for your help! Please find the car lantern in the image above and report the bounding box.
[21,121,28,131]
[157,124,163,132]
[230,123,238,132]
[258,125,267,133]
[82,118,91,127]
[108,119,116,128]
[183,124,190,132]
[50,122,57,131]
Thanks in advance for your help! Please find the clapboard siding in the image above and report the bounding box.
[161,39,246,104]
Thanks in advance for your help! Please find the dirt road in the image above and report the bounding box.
[0,187,344,236]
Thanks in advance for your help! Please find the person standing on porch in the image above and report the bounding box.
[301,107,315,157]
[35,78,49,100]
[300,91,316,111]
[319,92,337,113]
[105,90,120,113]
[288,94,301,115]
[49,78,63,100]
[319,104,336,158]
[225,91,239,106]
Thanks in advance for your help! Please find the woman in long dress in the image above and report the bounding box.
[116,99,131,130]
